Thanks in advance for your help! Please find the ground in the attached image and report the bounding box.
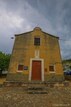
[0,78,71,107]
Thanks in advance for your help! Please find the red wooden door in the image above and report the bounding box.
[32,61,41,80]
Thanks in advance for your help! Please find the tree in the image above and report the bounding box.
[0,51,11,75]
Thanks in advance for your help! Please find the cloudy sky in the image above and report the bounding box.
[0,0,71,59]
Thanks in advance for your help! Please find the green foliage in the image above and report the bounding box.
[0,51,11,74]
[62,59,71,63]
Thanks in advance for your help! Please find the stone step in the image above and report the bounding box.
[3,81,68,87]
[25,85,48,94]
[27,87,44,90]
[27,91,48,94]
[3,81,46,87]
[3,81,69,94]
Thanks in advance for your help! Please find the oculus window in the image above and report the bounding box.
[34,38,40,46]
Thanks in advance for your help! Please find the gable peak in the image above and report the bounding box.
[33,27,42,31]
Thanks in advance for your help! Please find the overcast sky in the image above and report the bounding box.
[0,0,71,59]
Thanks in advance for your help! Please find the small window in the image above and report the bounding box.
[18,65,23,70]
[49,65,55,71]
[34,38,40,46]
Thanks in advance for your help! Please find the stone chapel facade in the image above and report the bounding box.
[7,27,64,82]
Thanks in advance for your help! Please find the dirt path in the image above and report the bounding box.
[0,85,71,107]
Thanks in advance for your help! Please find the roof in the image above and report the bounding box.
[15,27,59,39]
[42,31,59,39]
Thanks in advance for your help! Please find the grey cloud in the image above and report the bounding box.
[0,0,71,59]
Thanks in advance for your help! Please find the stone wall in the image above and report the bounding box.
[7,27,64,82]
